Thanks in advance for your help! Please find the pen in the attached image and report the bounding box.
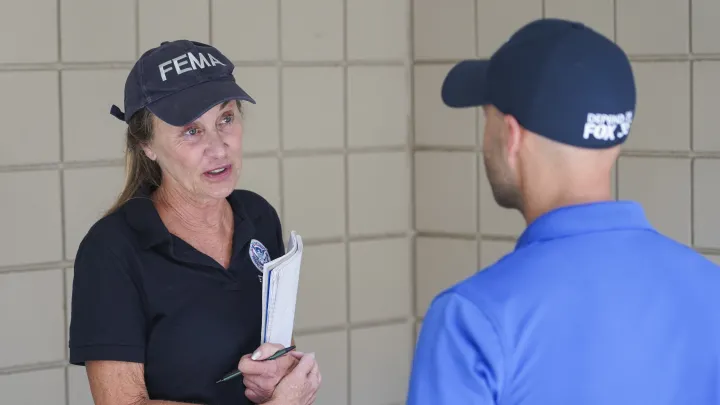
[216,345,296,383]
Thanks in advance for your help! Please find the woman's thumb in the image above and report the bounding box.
[290,352,316,376]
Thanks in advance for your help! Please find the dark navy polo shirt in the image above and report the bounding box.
[408,201,720,405]
[69,187,285,405]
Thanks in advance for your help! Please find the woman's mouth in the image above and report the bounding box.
[204,164,232,180]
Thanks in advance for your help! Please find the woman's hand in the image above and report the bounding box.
[238,343,299,403]
[265,351,321,405]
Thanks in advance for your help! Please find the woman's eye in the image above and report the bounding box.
[184,127,199,136]
[221,114,233,124]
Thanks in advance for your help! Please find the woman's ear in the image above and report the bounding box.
[141,145,157,161]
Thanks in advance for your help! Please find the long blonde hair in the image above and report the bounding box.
[105,108,161,215]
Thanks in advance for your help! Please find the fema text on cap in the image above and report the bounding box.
[158,52,226,82]
[582,111,633,142]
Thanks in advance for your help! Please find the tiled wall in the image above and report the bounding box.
[1,1,719,405]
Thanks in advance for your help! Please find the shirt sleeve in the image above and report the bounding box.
[68,235,147,366]
[407,291,506,405]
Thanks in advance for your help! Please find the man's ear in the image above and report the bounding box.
[503,114,524,159]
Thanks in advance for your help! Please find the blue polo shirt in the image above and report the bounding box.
[408,201,720,405]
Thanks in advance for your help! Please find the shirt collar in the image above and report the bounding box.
[515,200,654,250]
[122,184,253,251]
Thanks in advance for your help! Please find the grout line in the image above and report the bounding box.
[341,0,352,402]
[294,317,417,337]
[473,0,483,271]
[0,60,407,72]
[56,0,62,62]
[276,0,285,226]
[208,0,213,44]
[0,361,67,376]
[135,0,140,58]
[64,364,70,405]
[688,0,693,54]
[613,0,617,42]
[407,0,418,350]
[473,0,479,57]
[58,6,66,404]
[689,53,695,247]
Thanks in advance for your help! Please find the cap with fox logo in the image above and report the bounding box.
[110,40,255,126]
[441,18,636,149]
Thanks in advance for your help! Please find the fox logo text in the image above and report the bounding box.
[158,52,226,81]
[582,111,634,142]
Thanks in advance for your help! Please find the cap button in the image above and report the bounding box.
[160,41,169,45]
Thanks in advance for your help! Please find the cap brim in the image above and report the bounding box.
[441,60,490,108]
[147,79,256,127]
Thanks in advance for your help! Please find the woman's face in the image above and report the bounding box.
[144,100,244,203]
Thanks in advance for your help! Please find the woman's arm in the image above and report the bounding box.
[86,361,201,405]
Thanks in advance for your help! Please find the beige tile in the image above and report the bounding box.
[692,0,720,53]
[68,365,94,405]
[63,166,126,260]
[476,0,543,57]
[283,155,345,239]
[414,65,477,147]
[413,0,475,60]
[347,0,408,60]
[0,71,60,165]
[61,69,128,162]
[624,62,690,151]
[138,0,209,53]
[693,62,720,152]
[0,0,57,63]
[480,239,516,268]
[617,157,691,244]
[479,161,526,237]
[693,159,720,249]
[0,368,65,405]
[61,0,136,62]
[415,151,477,234]
[282,67,344,150]
[233,67,280,152]
[0,171,62,267]
[415,237,477,316]
[545,0,614,40]
[294,243,347,330]
[705,255,720,266]
[212,0,278,61]
[350,238,411,323]
[616,0,689,55]
[351,323,412,404]
[239,157,281,214]
[0,270,64,368]
[348,66,408,148]
[348,152,410,236]
[294,331,348,405]
[281,0,343,61]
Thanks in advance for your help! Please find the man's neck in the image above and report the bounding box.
[521,178,614,225]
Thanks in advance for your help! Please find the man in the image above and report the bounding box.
[407,18,720,405]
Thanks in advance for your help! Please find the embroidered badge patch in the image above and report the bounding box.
[249,239,271,272]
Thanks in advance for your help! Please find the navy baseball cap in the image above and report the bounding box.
[442,18,636,149]
[110,40,255,126]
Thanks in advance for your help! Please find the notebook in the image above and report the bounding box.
[260,230,304,347]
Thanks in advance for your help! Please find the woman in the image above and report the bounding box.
[68,40,320,405]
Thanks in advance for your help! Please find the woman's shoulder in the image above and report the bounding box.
[230,189,280,222]
[75,208,137,263]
